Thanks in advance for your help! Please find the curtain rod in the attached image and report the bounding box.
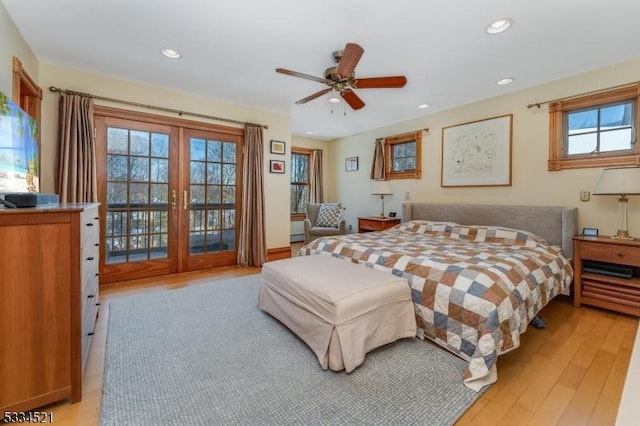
[527,80,640,109]
[48,86,268,129]
[377,128,429,141]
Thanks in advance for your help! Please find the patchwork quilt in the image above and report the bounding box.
[298,220,573,391]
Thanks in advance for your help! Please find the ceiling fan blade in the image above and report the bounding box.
[341,89,365,110]
[336,43,364,78]
[352,76,407,89]
[295,88,332,104]
[276,68,327,84]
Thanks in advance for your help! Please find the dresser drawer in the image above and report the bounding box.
[80,207,100,245]
[579,241,640,267]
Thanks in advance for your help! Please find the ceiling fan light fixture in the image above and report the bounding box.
[328,95,341,103]
[485,18,513,35]
[160,47,182,59]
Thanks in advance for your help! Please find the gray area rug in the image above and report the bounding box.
[100,275,485,425]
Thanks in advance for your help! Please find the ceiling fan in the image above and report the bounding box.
[276,42,407,110]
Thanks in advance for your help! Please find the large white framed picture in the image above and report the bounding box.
[441,114,513,187]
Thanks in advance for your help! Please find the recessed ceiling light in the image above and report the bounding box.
[485,18,513,35]
[417,103,430,109]
[305,131,313,135]
[496,78,514,85]
[160,48,182,59]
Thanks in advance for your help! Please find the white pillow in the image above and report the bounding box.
[315,204,342,228]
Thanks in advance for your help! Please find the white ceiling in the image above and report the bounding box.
[4,0,640,140]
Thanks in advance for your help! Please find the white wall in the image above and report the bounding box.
[330,58,640,238]
[0,2,38,101]
[36,64,293,250]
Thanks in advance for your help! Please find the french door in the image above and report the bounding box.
[94,108,243,284]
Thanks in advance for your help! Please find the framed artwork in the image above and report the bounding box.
[270,140,286,155]
[441,114,512,187]
[270,159,285,174]
[345,156,358,172]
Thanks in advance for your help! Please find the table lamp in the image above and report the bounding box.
[593,166,640,239]
[372,180,393,218]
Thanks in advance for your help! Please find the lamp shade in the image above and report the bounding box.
[372,180,393,195]
[593,167,640,195]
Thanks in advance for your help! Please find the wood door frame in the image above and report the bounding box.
[179,127,244,272]
[94,106,244,283]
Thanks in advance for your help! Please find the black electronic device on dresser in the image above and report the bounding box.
[582,260,633,279]
[0,193,59,208]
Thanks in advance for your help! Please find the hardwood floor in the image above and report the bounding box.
[37,249,637,426]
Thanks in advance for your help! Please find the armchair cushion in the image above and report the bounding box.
[315,204,343,228]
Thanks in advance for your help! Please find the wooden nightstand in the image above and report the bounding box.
[573,235,640,317]
[358,216,401,233]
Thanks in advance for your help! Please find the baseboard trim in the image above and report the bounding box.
[267,246,292,261]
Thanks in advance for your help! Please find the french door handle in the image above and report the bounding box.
[183,190,190,210]
[170,190,176,210]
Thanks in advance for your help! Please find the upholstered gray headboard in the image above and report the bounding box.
[402,202,578,259]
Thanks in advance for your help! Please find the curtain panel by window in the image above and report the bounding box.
[370,138,386,180]
[309,149,323,203]
[56,93,97,202]
[237,124,267,266]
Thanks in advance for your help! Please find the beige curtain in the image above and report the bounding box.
[370,138,386,180]
[56,93,97,202]
[309,149,323,203]
[237,124,267,266]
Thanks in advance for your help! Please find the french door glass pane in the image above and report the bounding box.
[189,137,236,254]
[105,128,170,264]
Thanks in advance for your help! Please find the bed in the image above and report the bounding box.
[298,202,577,391]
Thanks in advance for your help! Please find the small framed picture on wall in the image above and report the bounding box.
[345,156,358,172]
[270,160,285,174]
[270,140,286,155]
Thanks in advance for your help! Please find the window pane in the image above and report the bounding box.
[207,140,222,162]
[222,142,236,163]
[222,186,235,205]
[107,155,128,181]
[600,103,632,129]
[600,129,633,152]
[393,144,406,158]
[107,128,128,154]
[291,153,308,183]
[206,186,221,205]
[222,164,235,185]
[151,133,169,158]
[130,131,149,155]
[107,182,127,205]
[150,183,168,204]
[567,134,597,155]
[129,157,149,182]
[129,183,149,204]
[568,110,597,135]
[150,158,168,183]
[191,161,205,184]
[191,138,206,161]
[207,163,221,184]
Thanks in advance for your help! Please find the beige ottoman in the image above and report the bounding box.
[258,255,417,373]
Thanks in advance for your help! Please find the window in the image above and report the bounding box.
[384,131,422,179]
[548,84,640,170]
[291,147,311,220]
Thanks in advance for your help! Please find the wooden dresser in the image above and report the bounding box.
[0,203,100,412]
[573,235,640,317]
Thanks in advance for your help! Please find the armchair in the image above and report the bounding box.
[303,203,347,244]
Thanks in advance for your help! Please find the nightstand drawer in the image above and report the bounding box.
[579,241,640,267]
[358,217,401,233]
